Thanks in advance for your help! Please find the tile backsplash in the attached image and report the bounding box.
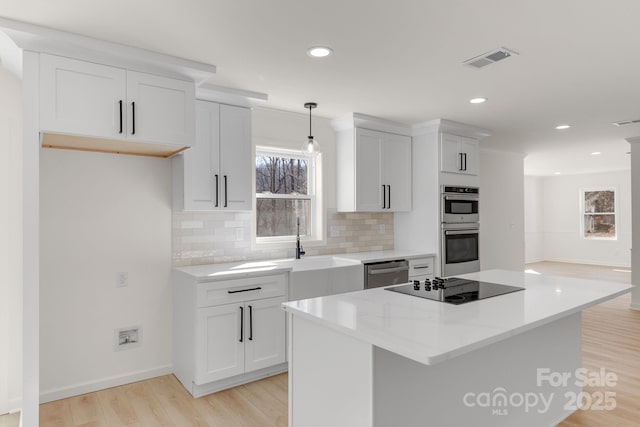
[173,209,394,266]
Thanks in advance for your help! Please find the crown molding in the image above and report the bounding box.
[197,83,268,108]
[412,118,491,139]
[0,17,216,84]
[331,112,412,136]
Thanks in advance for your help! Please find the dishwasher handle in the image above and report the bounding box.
[368,265,410,275]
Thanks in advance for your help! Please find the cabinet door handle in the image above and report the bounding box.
[387,185,391,209]
[224,175,228,208]
[214,174,219,207]
[248,305,253,341]
[463,153,468,171]
[382,185,386,209]
[227,286,262,294]
[118,100,123,134]
[239,306,244,343]
[459,152,464,171]
[131,101,136,135]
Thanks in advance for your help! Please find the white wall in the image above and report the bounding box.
[40,149,173,401]
[479,150,525,271]
[0,65,23,413]
[538,170,631,267]
[524,176,544,263]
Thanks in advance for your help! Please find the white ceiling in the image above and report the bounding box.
[1,0,638,175]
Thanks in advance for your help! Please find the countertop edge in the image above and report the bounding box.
[282,284,633,366]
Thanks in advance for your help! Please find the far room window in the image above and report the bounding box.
[256,147,318,241]
[581,188,616,240]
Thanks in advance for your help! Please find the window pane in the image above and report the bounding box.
[256,155,308,195]
[584,214,616,238]
[584,190,615,213]
[257,198,311,237]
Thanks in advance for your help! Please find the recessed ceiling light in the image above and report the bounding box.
[469,97,487,104]
[591,151,601,155]
[554,172,561,175]
[555,124,571,130]
[307,46,333,58]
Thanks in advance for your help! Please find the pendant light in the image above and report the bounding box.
[303,102,319,153]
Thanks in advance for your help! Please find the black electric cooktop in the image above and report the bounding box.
[386,277,525,305]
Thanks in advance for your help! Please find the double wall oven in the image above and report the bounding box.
[441,186,480,277]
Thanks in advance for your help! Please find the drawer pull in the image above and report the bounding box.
[228,286,262,294]
[248,305,253,341]
[239,306,244,343]
[413,265,430,269]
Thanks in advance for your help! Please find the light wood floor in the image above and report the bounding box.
[38,261,639,426]
[528,262,639,427]
[40,373,287,427]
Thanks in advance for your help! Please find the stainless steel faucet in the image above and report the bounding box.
[295,218,305,259]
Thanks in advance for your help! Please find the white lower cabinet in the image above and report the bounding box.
[196,303,245,384]
[244,297,287,372]
[173,272,288,397]
[408,256,435,282]
[195,296,286,385]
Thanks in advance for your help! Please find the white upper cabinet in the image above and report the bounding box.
[173,100,252,211]
[187,101,221,208]
[355,128,384,211]
[382,132,412,211]
[40,54,127,139]
[337,126,411,212]
[219,104,252,210]
[39,53,195,154]
[440,133,479,175]
[126,71,195,147]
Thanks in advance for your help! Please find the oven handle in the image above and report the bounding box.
[368,266,409,275]
[444,229,479,236]
[443,195,478,201]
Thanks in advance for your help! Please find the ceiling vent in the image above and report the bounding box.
[464,47,519,69]
[612,119,640,126]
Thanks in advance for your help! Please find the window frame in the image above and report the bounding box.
[580,186,618,241]
[254,145,320,245]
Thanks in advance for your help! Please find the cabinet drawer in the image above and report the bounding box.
[409,258,434,278]
[197,274,287,308]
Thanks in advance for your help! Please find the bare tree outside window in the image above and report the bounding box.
[582,189,616,239]
[256,149,314,238]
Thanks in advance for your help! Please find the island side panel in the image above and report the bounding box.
[288,313,373,427]
[373,313,582,427]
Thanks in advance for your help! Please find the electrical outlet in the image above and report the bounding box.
[117,272,128,288]
[379,224,386,234]
[330,225,340,237]
[114,326,141,351]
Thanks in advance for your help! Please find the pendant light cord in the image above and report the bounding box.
[309,105,312,138]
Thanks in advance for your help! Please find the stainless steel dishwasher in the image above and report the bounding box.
[364,259,409,289]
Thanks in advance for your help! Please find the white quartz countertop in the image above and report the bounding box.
[174,250,435,281]
[282,269,633,366]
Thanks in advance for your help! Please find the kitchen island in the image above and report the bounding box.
[283,269,633,427]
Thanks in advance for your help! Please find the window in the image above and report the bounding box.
[256,147,318,241]
[581,188,616,240]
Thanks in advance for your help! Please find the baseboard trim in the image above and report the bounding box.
[39,364,173,404]
[524,257,544,264]
[529,257,631,269]
[630,303,640,311]
[190,363,288,398]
